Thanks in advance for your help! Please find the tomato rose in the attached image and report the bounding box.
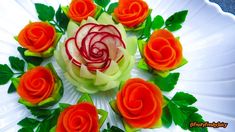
[16,64,63,107]
[68,0,96,22]
[56,102,99,132]
[18,22,56,53]
[144,29,183,71]
[114,0,149,27]
[17,66,54,104]
[116,78,163,128]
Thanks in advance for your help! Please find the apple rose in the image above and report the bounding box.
[56,102,99,132]
[65,23,125,71]
[68,0,96,23]
[17,22,61,58]
[16,63,63,107]
[144,29,183,71]
[113,0,149,28]
[116,78,163,128]
[55,13,137,93]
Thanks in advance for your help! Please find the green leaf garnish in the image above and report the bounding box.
[137,59,149,71]
[161,106,172,128]
[9,56,25,72]
[7,82,16,93]
[172,92,197,106]
[109,100,120,114]
[152,15,164,30]
[59,103,71,111]
[17,117,40,129]
[139,10,152,39]
[123,120,140,132]
[168,101,187,126]
[102,123,124,132]
[98,109,108,127]
[137,39,147,57]
[166,24,182,31]
[17,47,43,66]
[0,64,14,85]
[35,3,55,21]
[163,92,206,131]
[165,10,188,31]
[56,5,69,33]
[77,93,93,104]
[180,106,198,116]
[18,127,34,132]
[35,108,60,132]
[151,73,180,92]
[107,2,118,14]
[95,0,110,9]
[28,107,53,118]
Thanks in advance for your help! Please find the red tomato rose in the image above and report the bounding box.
[144,29,183,71]
[17,66,55,104]
[116,78,163,128]
[114,0,149,27]
[18,22,56,53]
[68,0,96,22]
[56,102,99,132]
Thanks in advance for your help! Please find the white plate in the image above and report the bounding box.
[0,0,235,132]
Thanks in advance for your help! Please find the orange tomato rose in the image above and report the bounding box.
[144,29,183,71]
[68,0,96,22]
[116,78,163,128]
[56,102,99,132]
[114,0,149,27]
[18,22,56,53]
[17,66,55,104]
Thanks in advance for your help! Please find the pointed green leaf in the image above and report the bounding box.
[18,117,40,129]
[137,39,147,57]
[59,103,71,111]
[0,64,14,85]
[98,109,108,127]
[168,101,187,126]
[166,10,188,26]
[166,24,182,32]
[9,56,25,72]
[11,78,20,90]
[137,59,149,71]
[178,57,188,68]
[35,108,60,132]
[107,2,118,14]
[95,0,110,8]
[77,93,93,104]
[17,47,43,66]
[172,92,197,106]
[139,10,152,39]
[109,100,120,114]
[18,127,34,132]
[102,123,124,132]
[35,3,55,21]
[180,106,198,116]
[28,108,53,118]
[7,82,16,93]
[152,15,164,29]
[56,5,69,31]
[123,120,140,132]
[153,70,170,78]
[151,73,180,92]
[161,105,172,128]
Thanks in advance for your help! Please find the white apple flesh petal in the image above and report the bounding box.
[65,23,125,71]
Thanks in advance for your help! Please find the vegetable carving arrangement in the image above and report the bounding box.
[0,0,207,132]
